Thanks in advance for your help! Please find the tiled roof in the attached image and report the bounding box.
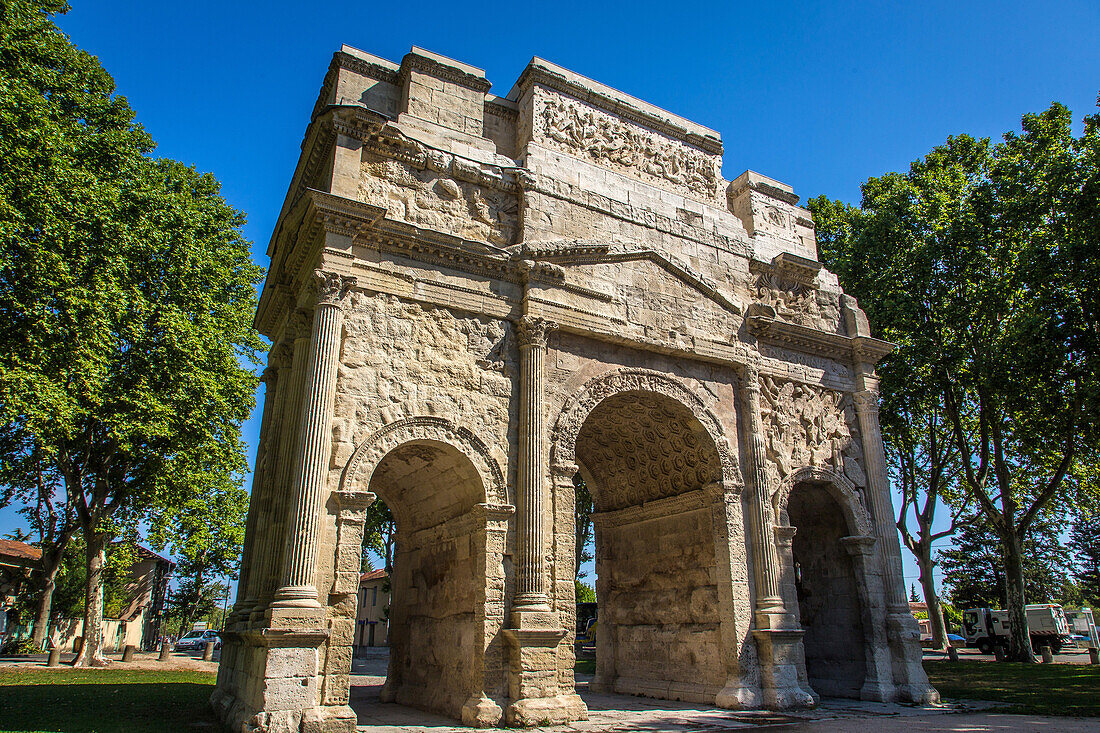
[0,538,43,562]
[360,569,388,582]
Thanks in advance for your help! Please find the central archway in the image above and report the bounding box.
[552,369,742,705]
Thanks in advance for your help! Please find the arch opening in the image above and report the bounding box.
[574,389,726,703]
[356,439,491,720]
[787,480,867,699]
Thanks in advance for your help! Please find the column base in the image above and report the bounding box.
[752,629,817,710]
[715,678,764,709]
[504,693,588,727]
[886,611,940,704]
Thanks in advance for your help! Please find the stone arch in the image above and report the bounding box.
[335,416,512,724]
[551,368,743,705]
[341,415,508,509]
[774,465,872,537]
[551,368,740,489]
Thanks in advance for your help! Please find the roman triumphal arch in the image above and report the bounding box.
[211,45,937,733]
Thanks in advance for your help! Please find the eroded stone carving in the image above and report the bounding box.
[538,96,719,199]
[758,374,866,491]
[359,153,518,245]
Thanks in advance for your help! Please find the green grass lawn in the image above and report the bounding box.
[0,667,218,733]
[924,660,1100,717]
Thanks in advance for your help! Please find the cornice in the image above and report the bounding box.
[747,312,894,365]
[727,178,801,206]
[399,50,492,93]
[515,240,742,316]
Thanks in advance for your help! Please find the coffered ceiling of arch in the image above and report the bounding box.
[576,391,722,512]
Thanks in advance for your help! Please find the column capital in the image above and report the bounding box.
[312,270,358,309]
[516,315,556,349]
[852,389,880,416]
[739,360,762,395]
[269,342,294,372]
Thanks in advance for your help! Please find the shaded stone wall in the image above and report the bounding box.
[789,483,866,698]
[602,507,723,700]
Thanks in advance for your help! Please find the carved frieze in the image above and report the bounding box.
[758,375,867,491]
[359,153,518,246]
[536,95,719,199]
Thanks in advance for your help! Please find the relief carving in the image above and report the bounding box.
[753,272,837,331]
[538,96,719,199]
[758,375,866,491]
[460,318,512,374]
[359,153,518,246]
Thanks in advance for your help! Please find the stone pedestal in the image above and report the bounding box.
[751,629,817,709]
[502,629,587,726]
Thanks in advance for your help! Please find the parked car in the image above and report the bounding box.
[174,629,221,652]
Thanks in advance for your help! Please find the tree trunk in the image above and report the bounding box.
[1002,532,1036,663]
[30,548,65,649]
[73,530,110,667]
[917,554,949,650]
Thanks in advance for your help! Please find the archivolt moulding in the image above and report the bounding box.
[339,416,508,507]
[774,465,872,536]
[550,367,742,490]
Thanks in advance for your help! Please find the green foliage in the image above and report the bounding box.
[575,579,596,604]
[808,96,1100,660]
[0,0,263,656]
[362,498,395,572]
[575,475,593,579]
[1069,508,1100,607]
[939,513,1073,609]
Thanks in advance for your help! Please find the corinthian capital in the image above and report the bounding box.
[516,316,556,349]
[739,361,761,397]
[852,390,880,416]
[313,270,358,309]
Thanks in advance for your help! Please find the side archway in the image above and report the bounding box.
[332,416,513,725]
[341,415,508,509]
[774,466,887,700]
[773,466,872,537]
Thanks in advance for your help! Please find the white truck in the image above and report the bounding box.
[962,604,1072,654]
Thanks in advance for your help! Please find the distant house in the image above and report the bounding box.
[909,601,932,636]
[355,570,389,651]
[34,545,173,653]
[0,539,43,642]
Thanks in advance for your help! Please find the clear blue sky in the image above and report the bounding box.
[2,1,1098,596]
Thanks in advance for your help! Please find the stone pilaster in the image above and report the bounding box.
[839,535,894,702]
[852,377,938,704]
[512,315,554,617]
[239,345,293,618]
[270,271,357,620]
[740,363,813,710]
[250,310,313,624]
[229,362,279,621]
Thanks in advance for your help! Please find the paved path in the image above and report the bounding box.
[348,650,1099,733]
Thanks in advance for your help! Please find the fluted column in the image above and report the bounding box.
[740,363,784,617]
[513,315,554,613]
[241,343,292,613]
[852,386,908,611]
[258,311,312,609]
[230,363,279,617]
[271,270,357,613]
